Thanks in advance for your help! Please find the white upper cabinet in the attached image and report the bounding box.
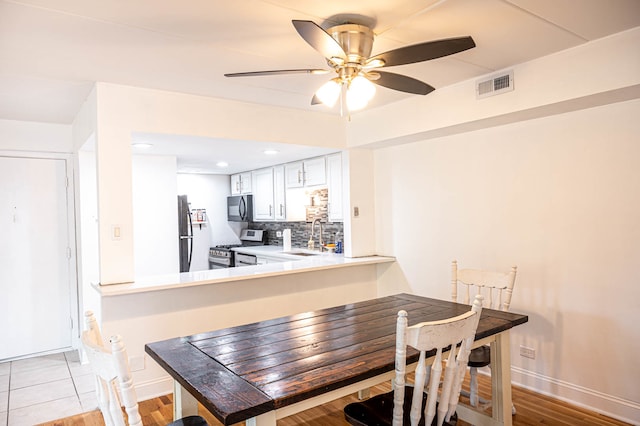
[285,156,326,188]
[304,156,326,186]
[285,161,304,188]
[326,153,343,222]
[231,172,252,195]
[252,168,275,220]
[273,165,286,221]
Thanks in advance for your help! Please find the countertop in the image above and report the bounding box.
[93,247,395,297]
[231,244,339,260]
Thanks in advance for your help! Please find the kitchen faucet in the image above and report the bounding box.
[307,218,323,250]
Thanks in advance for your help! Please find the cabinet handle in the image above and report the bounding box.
[297,170,302,183]
[279,204,283,216]
[269,205,272,216]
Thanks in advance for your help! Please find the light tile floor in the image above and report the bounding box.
[0,351,98,426]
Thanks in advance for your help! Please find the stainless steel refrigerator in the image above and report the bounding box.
[177,195,193,272]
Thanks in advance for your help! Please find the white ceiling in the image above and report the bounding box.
[2,0,639,172]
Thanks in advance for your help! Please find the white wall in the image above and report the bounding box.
[348,27,640,148]
[374,99,640,422]
[0,118,71,152]
[176,173,241,271]
[77,148,101,319]
[91,83,347,284]
[100,264,381,401]
[132,155,179,277]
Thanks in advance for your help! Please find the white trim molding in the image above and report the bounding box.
[512,366,639,425]
[135,376,174,402]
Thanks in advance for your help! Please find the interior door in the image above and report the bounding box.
[0,156,73,360]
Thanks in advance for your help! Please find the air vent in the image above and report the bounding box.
[476,70,514,99]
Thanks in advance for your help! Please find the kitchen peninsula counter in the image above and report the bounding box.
[93,251,395,297]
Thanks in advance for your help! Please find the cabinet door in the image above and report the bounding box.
[273,165,286,220]
[252,168,274,220]
[326,153,343,222]
[303,157,326,186]
[240,172,252,194]
[285,161,304,188]
[230,174,242,195]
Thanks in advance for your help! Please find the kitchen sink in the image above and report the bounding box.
[282,251,320,256]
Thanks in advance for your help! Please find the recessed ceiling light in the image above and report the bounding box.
[264,149,279,155]
[132,143,153,149]
[216,161,229,168]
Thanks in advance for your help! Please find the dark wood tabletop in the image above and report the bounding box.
[145,293,528,425]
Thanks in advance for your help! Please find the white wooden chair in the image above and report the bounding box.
[344,295,483,426]
[81,311,208,426]
[451,260,517,410]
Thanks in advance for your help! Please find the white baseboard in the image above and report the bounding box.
[133,369,640,425]
[511,366,640,425]
[134,375,174,402]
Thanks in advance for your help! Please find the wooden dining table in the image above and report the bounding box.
[145,293,528,426]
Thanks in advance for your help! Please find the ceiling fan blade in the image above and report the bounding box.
[368,36,476,67]
[292,20,347,62]
[371,71,435,95]
[311,94,322,105]
[225,69,329,77]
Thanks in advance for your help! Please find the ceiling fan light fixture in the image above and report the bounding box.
[225,19,476,115]
[346,76,376,111]
[315,79,341,107]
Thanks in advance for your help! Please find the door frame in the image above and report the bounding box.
[0,150,79,358]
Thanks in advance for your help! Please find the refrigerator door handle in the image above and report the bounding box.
[187,209,193,271]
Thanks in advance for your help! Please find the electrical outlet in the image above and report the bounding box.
[519,345,535,359]
[276,231,282,237]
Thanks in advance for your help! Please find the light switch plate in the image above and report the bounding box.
[112,225,122,240]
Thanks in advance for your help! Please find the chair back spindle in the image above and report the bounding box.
[451,260,516,311]
[450,260,518,410]
[81,311,142,426]
[394,295,483,426]
[344,297,484,426]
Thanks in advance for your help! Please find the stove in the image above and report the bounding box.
[208,229,266,269]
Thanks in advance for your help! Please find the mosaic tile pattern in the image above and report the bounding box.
[249,188,344,248]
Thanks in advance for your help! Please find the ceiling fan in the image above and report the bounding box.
[224,19,476,112]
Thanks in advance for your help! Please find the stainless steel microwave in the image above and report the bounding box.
[227,195,253,222]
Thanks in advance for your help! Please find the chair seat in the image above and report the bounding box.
[167,415,209,426]
[468,345,491,368]
[344,386,458,426]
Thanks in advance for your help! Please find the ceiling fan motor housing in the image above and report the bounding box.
[328,24,374,65]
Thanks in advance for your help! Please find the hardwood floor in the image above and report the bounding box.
[39,374,631,426]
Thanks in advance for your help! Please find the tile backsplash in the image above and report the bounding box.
[248,221,343,248]
[248,188,343,248]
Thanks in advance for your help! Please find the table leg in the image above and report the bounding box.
[173,380,198,420]
[357,388,371,400]
[491,331,513,426]
[245,411,277,426]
